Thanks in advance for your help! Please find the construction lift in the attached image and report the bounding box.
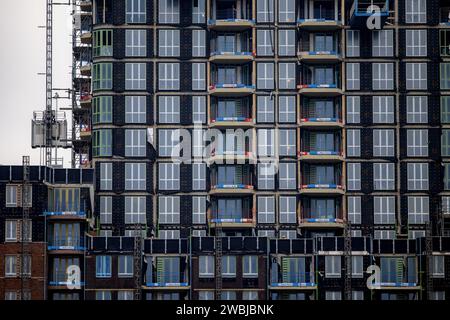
[215,221,223,300]
[20,156,31,300]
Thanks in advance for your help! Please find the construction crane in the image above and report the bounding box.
[21,156,31,300]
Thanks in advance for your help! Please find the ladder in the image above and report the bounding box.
[21,156,31,300]
[344,221,352,300]
[133,224,142,301]
[425,222,433,300]
[215,223,223,300]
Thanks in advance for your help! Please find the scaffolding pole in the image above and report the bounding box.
[21,156,31,300]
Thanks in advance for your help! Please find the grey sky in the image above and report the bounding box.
[0,0,72,166]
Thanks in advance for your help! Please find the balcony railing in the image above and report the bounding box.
[270,272,316,288]
[146,272,188,288]
[48,238,85,251]
[49,271,84,287]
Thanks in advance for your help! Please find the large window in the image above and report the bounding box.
[222,256,237,278]
[278,63,296,89]
[373,129,394,157]
[346,30,360,57]
[192,30,206,57]
[125,96,146,123]
[408,196,429,224]
[192,196,206,224]
[372,30,393,57]
[374,196,395,224]
[406,30,427,57]
[192,0,205,23]
[407,129,428,157]
[257,0,274,22]
[125,63,146,90]
[118,256,133,278]
[158,96,180,124]
[279,129,296,156]
[193,96,207,123]
[325,256,341,278]
[126,0,146,23]
[125,196,146,224]
[256,30,274,56]
[278,0,295,22]
[126,30,146,57]
[99,196,112,224]
[407,96,428,123]
[278,30,295,56]
[279,196,296,223]
[441,63,450,90]
[346,63,360,90]
[347,129,360,157]
[243,256,258,278]
[158,30,180,57]
[92,96,112,124]
[93,30,113,57]
[100,163,112,190]
[125,129,146,157]
[93,129,112,157]
[93,63,112,91]
[405,0,426,24]
[279,162,296,190]
[347,163,361,191]
[348,196,361,224]
[158,129,180,157]
[372,63,394,90]
[257,129,275,156]
[199,256,214,278]
[278,96,296,123]
[158,0,180,24]
[373,96,394,123]
[192,163,206,190]
[158,163,180,190]
[125,163,146,190]
[96,256,112,278]
[256,96,274,123]
[373,163,395,190]
[257,196,275,223]
[258,163,275,190]
[407,163,429,190]
[192,63,206,90]
[159,63,180,90]
[257,63,274,89]
[406,63,427,90]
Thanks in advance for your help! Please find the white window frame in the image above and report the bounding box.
[158,163,180,191]
[158,196,180,224]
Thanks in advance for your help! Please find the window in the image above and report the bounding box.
[258,163,275,190]
[257,129,275,156]
[193,96,207,123]
[158,30,180,57]
[278,30,295,56]
[257,96,274,123]
[92,63,112,91]
[158,129,180,157]
[278,63,296,89]
[407,129,428,157]
[5,256,17,277]
[352,291,364,300]
[348,196,361,224]
[158,163,180,190]
[346,63,360,90]
[125,196,146,224]
[199,256,214,278]
[192,163,206,190]
[222,256,236,278]
[445,164,450,190]
[374,230,396,239]
[118,256,133,277]
[93,129,112,157]
[372,63,394,90]
[159,63,180,90]
[192,0,205,23]
[125,96,146,124]
[279,230,296,239]
[5,220,17,242]
[347,163,361,190]
[443,196,450,214]
[96,291,112,300]
[373,96,394,123]
[5,185,18,207]
[406,63,427,90]
[192,30,206,57]
[441,63,450,90]
[96,256,112,278]
[352,256,364,278]
[258,230,276,237]
[222,291,237,300]
[278,96,296,123]
[158,196,180,224]
[346,30,360,57]
[99,196,112,224]
[279,162,296,190]
[158,96,180,124]
[256,30,274,56]
[126,0,146,23]
[257,0,274,22]
[257,63,274,89]
[243,256,258,278]
[125,163,146,190]
[158,0,179,24]
[405,0,426,24]
[279,129,296,156]
[198,291,214,300]
[92,96,112,124]
[406,30,427,56]
[100,163,112,190]
[243,291,259,300]
[93,29,113,57]
[347,129,360,157]
[373,129,394,156]
[407,163,429,190]
[126,29,146,57]
[325,256,341,278]
[125,129,146,157]
[258,196,275,223]
[125,63,146,90]
[431,256,445,278]
[192,196,206,224]
[372,30,393,57]
[192,129,205,158]
[407,96,428,123]
[118,291,134,300]
[443,130,450,156]
[279,0,295,22]
[408,196,429,224]
[192,63,206,90]
[374,196,395,224]
[373,163,395,190]
[279,196,296,223]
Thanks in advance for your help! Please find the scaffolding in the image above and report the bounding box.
[134,224,143,301]
[344,221,352,300]
[20,156,31,300]
[215,224,223,300]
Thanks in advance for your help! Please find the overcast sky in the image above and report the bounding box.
[0,0,72,166]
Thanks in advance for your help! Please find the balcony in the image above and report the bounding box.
[80,31,92,45]
[79,126,92,139]
[298,65,342,96]
[298,19,342,31]
[209,84,255,97]
[144,257,189,290]
[372,257,420,290]
[49,271,84,288]
[210,51,254,64]
[80,1,92,11]
[210,165,254,195]
[270,257,316,290]
[300,99,343,128]
[300,199,344,228]
[208,1,254,31]
[210,97,253,128]
[80,94,92,108]
[297,0,341,30]
[300,164,344,195]
[210,64,254,97]
[269,274,317,290]
[209,197,255,228]
[48,238,85,253]
[44,211,86,221]
[80,63,92,76]
[299,51,341,63]
[349,0,389,27]
[299,131,343,162]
